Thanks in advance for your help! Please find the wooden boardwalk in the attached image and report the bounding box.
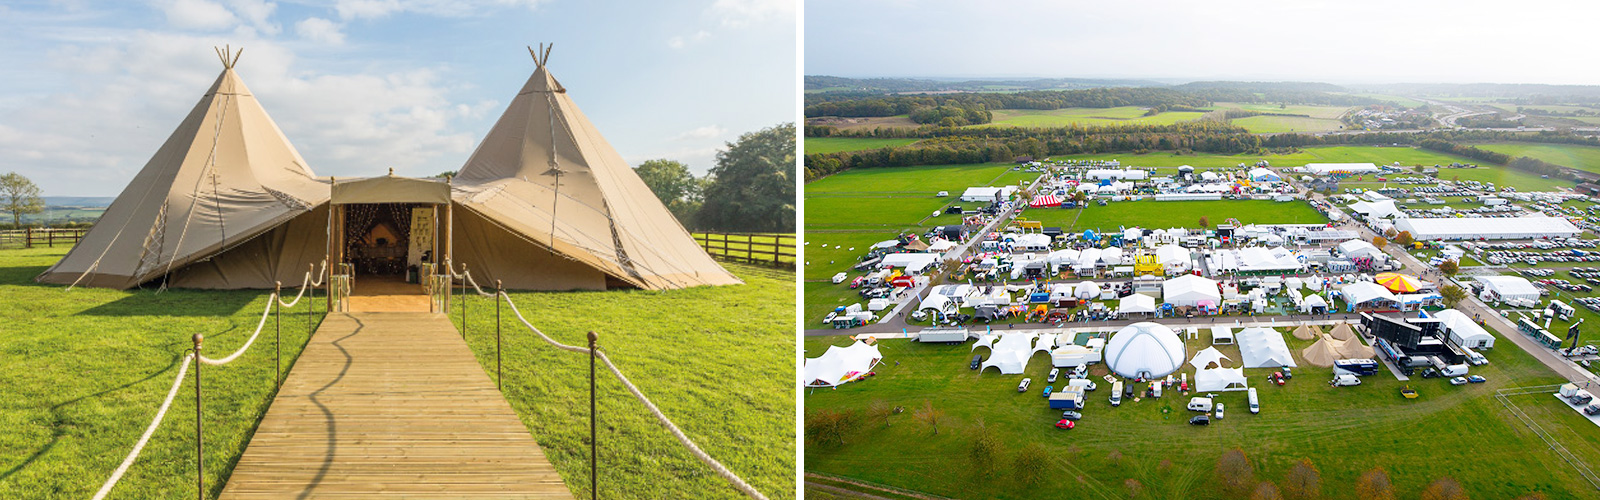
[220,312,572,499]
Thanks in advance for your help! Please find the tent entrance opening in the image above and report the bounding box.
[342,203,434,278]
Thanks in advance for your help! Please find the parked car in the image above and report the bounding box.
[1017,378,1031,392]
[1048,368,1059,383]
[1042,385,1053,398]
[1215,403,1225,420]
[1055,419,1075,430]
[1060,411,1082,421]
[1467,375,1487,383]
[1189,415,1210,426]
[970,354,982,370]
[1280,367,1293,380]
[1570,393,1593,405]
[1449,377,1468,386]
[1420,368,1440,379]
[1586,404,1600,416]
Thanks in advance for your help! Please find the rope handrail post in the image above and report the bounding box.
[307,264,314,332]
[461,263,469,339]
[588,331,598,500]
[192,333,204,500]
[275,282,282,388]
[496,279,503,391]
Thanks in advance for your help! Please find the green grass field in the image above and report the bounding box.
[806,162,1032,194]
[1212,102,1352,119]
[1049,146,1572,191]
[1021,200,1328,232]
[804,320,1600,499]
[0,247,794,500]
[1345,93,1426,108]
[978,107,1206,128]
[1230,115,1346,134]
[805,137,922,155]
[692,232,796,267]
[1472,142,1600,175]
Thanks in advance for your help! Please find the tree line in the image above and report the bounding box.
[635,123,795,233]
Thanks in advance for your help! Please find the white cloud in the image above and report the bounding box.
[295,17,345,44]
[667,29,710,49]
[709,0,793,28]
[159,0,240,30]
[672,124,726,141]
[334,0,548,20]
[225,0,280,35]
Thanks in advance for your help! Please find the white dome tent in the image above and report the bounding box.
[804,341,883,387]
[1103,322,1187,379]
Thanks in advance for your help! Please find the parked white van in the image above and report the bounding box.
[1331,374,1361,387]
[1247,387,1260,414]
[1187,397,1213,412]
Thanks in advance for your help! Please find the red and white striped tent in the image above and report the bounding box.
[1029,195,1061,208]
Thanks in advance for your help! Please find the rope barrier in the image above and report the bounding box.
[92,353,194,500]
[275,262,324,308]
[199,294,274,366]
[501,293,768,500]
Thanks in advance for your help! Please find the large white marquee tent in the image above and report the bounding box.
[1476,276,1541,303]
[1195,367,1249,392]
[1104,322,1186,379]
[1163,274,1220,307]
[1236,327,1297,368]
[804,341,883,387]
[1395,216,1581,240]
[1433,309,1496,349]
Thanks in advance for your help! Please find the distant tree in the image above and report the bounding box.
[0,172,44,227]
[1393,231,1415,246]
[1356,468,1396,500]
[697,123,795,232]
[805,409,857,446]
[1072,191,1088,205]
[1013,443,1051,486]
[1283,459,1322,499]
[914,400,944,435]
[1252,481,1284,500]
[1125,478,1143,498]
[1438,260,1460,277]
[1199,216,1210,228]
[1372,236,1389,248]
[866,399,893,428]
[1384,226,1400,239]
[968,418,1002,477]
[1217,448,1255,495]
[1420,478,1469,500]
[435,170,457,178]
[1440,284,1468,309]
[634,159,704,225]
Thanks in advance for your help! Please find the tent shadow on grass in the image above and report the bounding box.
[78,289,264,317]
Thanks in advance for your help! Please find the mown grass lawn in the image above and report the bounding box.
[0,247,321,499]
[804,318,1600,499]
[806,137,921,154]
[1,247,796,500]
[978,107,1205,128]
[1472,142,1600,175]
[806,162,1030,194]
[450,261,796,499]
[1212,102,1353,119]
[1021,200,1328,232]
[692,233,796,267]
[1231,115,1346,134]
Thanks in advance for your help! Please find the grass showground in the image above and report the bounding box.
[977,107,1206,128]
[1472,142,1600,175]
[806,137,922,154]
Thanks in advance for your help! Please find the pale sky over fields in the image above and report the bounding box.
[1,0,795,196]
[806,0,1600,85]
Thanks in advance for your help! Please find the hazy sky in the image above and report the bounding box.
[1,0,795,196]
[806,0,1600,85]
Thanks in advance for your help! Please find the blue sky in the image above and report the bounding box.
[808,0,1600,85]
[0,0,795,196]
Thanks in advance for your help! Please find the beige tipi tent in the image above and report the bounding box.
[1291,324,1316,341]
[37,48,331,289]
[40,46,739,292]
[1328,323,1356,342]
[1301,335,1341,367]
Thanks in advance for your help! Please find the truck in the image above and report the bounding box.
[1109,381,1124,406]
[1049,387,1086,410]
[1334,359,1380,376]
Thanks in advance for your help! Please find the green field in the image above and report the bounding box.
[1230,115,1346,134]
[805,196,958,229]
[1049,146,1572,191]
[1021,199,1328,232]
[978,107,1206,128]
[1346,93,1426,108]
[0,247,794,499]
[804,320,1600,499]
[805,137,922,154]
[1473,142,1600,175]
[1212,102,1352,119]
[806,162,1032,194]
[692,232,796,267]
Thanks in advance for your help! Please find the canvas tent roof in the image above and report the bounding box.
[1104,322,1186,378]
[979,333,1038,374]
[38,54,331,289]
[1291,324,1317,341]
[1195,367,1248,392]
[332,174,451,204]
[1119,293,1155,314]
[1340,281,1397,307]
[1301,335,1341,367]
[1189,346,1230,370]
[1327,323,1356,341]
[1476,276,1541,302]
[1237,327,1297,368]
[1299,294,1328,313]
[1336,239,1381,258]
[804,341,883,387]
[1163,274,1220,307]
[1435,309,1495,348]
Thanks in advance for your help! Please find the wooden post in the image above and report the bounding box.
[275,282,281,388]
[192,333,204,500]
[24,227,31,249]
[307,264,314,332]
[588,331,598,500]
[461,263,468,339]
[496,279,503,391]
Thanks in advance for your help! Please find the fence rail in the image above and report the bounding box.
[0,227,88,249]
[692,232,795,269]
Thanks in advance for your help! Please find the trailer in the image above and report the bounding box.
[1049,387,1086,410]
[916,327,971,343]
[1334,359,1380,376]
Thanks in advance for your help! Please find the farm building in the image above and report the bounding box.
[1304,163,1380,175]
[1475,276,1541,304]
[1393,216,1581,240]
[37,51,735,291]
[1103,322,1186,379]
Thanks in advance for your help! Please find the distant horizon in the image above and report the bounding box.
[805,75,1600,89]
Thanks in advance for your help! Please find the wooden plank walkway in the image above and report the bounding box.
[220,312,573,499]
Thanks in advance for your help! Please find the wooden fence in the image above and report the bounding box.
[692,232,795,269]
[0,228,88,249]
